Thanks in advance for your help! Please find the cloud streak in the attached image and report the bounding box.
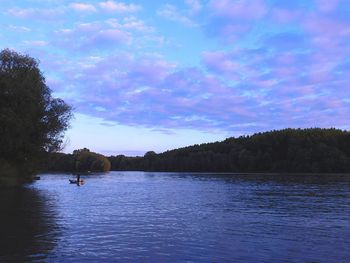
[99,1,141,13]
[70,3,97,13]
[157,4,197,27]
[7,7,64,20]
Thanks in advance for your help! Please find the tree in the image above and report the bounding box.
[0,49,72,186]
[73,148,111,172]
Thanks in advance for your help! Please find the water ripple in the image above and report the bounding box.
[1,172,349,262]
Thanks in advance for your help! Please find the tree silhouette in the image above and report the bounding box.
[0,49,72,185]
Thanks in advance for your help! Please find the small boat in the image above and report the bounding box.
[69,179,84,184]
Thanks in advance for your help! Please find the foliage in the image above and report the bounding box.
[46,148,111,173]
[107,128,350,173]
[0,49,72,185]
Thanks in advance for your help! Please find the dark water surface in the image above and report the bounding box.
[1,172,349,262]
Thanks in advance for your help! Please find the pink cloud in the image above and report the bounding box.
[63,54,261,130]
[99,1,141,13]
[202,51,241,80]
[304,15,350,38]
[209,0,268,20]
[275,53,297,65]
[273,67,298,79]
[7,25,31,32]
[23,40,48,47]
[70,3,97,13]
[7,7,64,20]
[185,0,202,14]
[54,19,159,51]
[203,49,267,81]
[271,8,303,23]
[315,0,341,13]
[324,98,344,108]
[106,18,154,33]
[92,29,131,44]
[157,4,197,27]
[206,0,268,42]
[128,58,176,85]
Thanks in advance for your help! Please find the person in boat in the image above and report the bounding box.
[69,173,83,184]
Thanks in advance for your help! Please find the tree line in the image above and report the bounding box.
[107,128,350,173]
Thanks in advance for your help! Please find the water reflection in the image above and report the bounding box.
[0,187,59,262]
[163,172,350,186]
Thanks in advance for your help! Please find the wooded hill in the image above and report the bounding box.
[108,128,350,173]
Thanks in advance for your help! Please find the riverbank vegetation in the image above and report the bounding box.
[0,49,72,186]
[46,128,350,174]
[107,128,350,173]
[46,148,111,173]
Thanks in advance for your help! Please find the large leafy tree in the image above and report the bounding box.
[45,148,111,173]
[0,49,72,185]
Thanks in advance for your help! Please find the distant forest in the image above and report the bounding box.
[47,128,350,173]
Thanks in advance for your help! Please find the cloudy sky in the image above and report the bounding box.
[1,0,350,155]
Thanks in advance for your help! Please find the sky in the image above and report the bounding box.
[1,0,350,156]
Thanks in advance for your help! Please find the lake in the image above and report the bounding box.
[0,172,349,262]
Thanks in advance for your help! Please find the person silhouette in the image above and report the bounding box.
[76,174,82,186]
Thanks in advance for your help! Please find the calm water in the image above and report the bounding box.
[0,172,349,262]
